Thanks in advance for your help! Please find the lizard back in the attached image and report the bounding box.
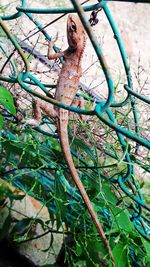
[55,14,86,107]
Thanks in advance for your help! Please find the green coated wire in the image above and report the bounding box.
[0,42,17,76]
[124,84,150,104]
[0,0,26,20]
[0,18,30,73]
[95,103,150,150]
[0,0,149,246]
[16,2,104,14]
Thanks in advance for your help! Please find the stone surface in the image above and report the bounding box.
[0,195,63,266]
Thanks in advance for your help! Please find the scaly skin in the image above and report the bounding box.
[29,15,115,266]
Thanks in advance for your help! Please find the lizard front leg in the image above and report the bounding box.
[24,39,64,127]
[47,39,64,60]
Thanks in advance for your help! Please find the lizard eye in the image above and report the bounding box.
[70,23,76,32]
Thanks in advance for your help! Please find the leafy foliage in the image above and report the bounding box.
[0,85,16,129]
[0,121,149,266]
[0,72,149,267]
[0,85,16,115]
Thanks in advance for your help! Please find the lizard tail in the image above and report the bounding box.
[59,120,116,267]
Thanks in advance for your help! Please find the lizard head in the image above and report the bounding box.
[67,14,86,52]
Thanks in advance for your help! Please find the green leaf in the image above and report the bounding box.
[76,243,82,256]
[141,238,150,263]
[0,214,11,241]
[78,237,104,267]
[102,184,118,205]
[11,218,32,236]
[54,171,67,230]
[72,136,96,162]
[74,260,87,267]
[111,207,133,232]
[9,194,26,201]
[0,114,3,130]
[0,85,16,115]
[0,181,12,200]
[33,218,45,230]
[109,243,127,267]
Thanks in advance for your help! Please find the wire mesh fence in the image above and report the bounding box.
[0,0,150,260]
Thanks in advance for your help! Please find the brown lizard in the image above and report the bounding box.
[27,14,115,266]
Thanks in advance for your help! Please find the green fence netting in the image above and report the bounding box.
[0,0,150,264]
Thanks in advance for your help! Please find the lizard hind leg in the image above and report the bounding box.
[24,98,57,127]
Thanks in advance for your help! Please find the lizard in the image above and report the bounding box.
[15,36,104,102]
[26,14,115,266]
